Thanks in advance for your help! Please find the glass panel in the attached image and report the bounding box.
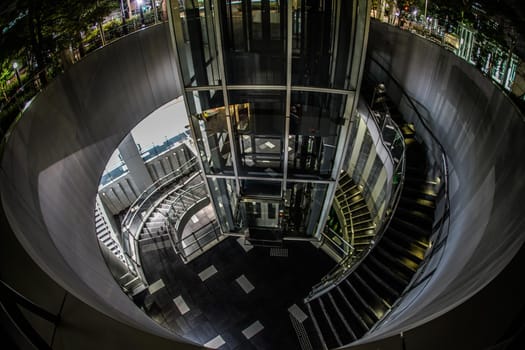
[220,0,287,85]
[229,90,285,176]
[243,200,281,228]
[207,177,240,232]
[288,91,346,178]
[240,179,282,197]
[354,131,372,180]
[189,95,234,174]
[284,182,328,237]
[185,89,223,115]
[176,0,221,87]
[229,90,285,135]
[291,0,355,89]
[238,135,282,174]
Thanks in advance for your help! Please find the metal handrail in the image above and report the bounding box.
[168,181,208,230]
[118,161,199,286]
[306,97,406,301]
[322,227,355,257]
[368,55,450,256]
[364,55,451,331]
[174,221,221,262]
[121,157,198,237]
[125,171,203,247]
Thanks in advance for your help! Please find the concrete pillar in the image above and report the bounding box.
[118,134,153,193]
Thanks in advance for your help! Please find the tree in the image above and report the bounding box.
[0,0,118,81]
[0,61,14,101]
[50,0,118,58]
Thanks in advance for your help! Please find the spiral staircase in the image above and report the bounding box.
[295,98,437,349]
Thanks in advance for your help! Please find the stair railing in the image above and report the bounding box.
[306,99,406,302]
[364,55,451,332]
[321,226,355,261]
[121,156,198,236]
[173,221,221,262]
[167,181,208,232]
[118,157,199,285]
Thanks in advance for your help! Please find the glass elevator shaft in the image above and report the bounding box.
[168,0,370,243]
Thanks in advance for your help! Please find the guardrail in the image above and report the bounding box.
[372,19,523,103]
[321,226,355,261]
[121,157,198,238]
[365,55,450,330]
[119,157,198,281]
[174,221,221,263]
[168,181,208,232]
[305,93,406,301]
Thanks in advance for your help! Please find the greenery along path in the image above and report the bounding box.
[0,0,162,137]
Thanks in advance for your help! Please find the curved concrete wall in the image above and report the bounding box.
[3,18,524,348]
[361,21,525,342]
[0,24,196,346]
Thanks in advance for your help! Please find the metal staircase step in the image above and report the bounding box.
[327,293,357,343]
[353,271,391,310]
[381,236,425,263]
[366,256,409,289]
[374,245,416,277]
[334,286,369,336]
[318,297,343,348]
[390,218,431,240]
[306,302,329,350]
[387,227,430,250]
[342,280,378,327]
[356,258,400,305]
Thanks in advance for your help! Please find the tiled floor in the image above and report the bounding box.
[138,235,336,349]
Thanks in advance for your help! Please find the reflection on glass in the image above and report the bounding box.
[176,0,220,87]
[241,179,282,197]
[243,200,281,229]
[287,91,346,178]
[229,90,285,135]
[239,135,282,175]
[232,103,251,132]
[191,106,233,174]
[207,177,240,233]
[220,0,287,85]
[291,0,355,88]
[186,89,221,115]
[284,182,328,237]
[228,90,285,176]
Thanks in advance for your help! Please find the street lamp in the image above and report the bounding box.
[12,62,21,88]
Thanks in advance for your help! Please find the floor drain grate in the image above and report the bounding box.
[270,248,288,257]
